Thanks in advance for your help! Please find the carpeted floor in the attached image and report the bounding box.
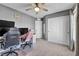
[17,39,75,56]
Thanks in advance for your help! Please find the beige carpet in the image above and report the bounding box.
[18,39,75,56]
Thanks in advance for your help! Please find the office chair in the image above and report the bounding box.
[21,38,33,49]
[0,38,4,49]
[0,28,20,56]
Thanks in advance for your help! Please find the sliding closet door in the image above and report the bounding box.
[48,15,70,45]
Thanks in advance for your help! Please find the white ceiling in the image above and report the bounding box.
[1,3,75,18]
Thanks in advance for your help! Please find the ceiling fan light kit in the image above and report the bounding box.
[34,7,40,12]
[25,3,48,14]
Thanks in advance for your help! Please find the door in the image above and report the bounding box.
[48,15,70,45]
[35,20,42,38]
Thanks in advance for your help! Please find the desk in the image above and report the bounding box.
[33,34,36,48]
[0,36,4,49]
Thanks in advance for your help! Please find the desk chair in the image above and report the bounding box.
[21,38,33,49]
[0,28,20,56]
[0,38,4,49]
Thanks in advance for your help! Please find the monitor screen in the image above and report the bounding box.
[19,28,28,35]
[0,28,10,36]
[0,20,15,36]
[0,20,15,27]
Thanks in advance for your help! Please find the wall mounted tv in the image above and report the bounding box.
[0,20,15,36]
[0,20,15,27]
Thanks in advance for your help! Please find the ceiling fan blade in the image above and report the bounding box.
[40,3,45,5]
[32,3,37,7]
[25,8,32,11]
[42,8,48,11]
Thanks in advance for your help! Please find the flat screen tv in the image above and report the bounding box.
[0,20,15,36]
[0,20,15,27]
[0,28,10,36]
[19,28,28,35]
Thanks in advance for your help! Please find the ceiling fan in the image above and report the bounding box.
[25,3,48,14]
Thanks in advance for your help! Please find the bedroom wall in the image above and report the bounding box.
[0,4,36,32]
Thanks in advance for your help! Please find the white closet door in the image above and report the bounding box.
[48,16,70,45]
[35,20,42,38]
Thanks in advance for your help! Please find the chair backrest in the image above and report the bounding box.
[3,28,20,49]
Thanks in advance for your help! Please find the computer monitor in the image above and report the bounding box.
[0,20,15,27]
[0,20,15,36]
[19,28,28,35]
[0,28,10,36]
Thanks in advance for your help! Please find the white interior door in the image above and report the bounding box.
[35,20,42,38]
[48,15,70,45]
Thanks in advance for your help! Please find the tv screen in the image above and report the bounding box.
[0,20,15,27]
[19,28,28,35]
[0,20,15,36]
[0,27,10,36]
